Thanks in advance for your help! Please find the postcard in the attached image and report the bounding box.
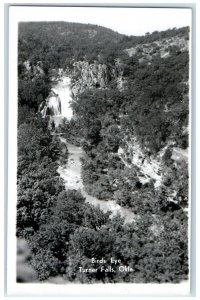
[6,5,192,297]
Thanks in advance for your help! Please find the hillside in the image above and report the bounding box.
[18,21,124,68]
[17,23,189,283]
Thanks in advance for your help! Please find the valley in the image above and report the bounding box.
[17,22,189,284]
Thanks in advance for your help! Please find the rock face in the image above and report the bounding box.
[118,137,163,188]
[23,60,44,79]
[69,59,127,96]
[125,35,189,62]
[118,134,188,207]
[71,61,112,96]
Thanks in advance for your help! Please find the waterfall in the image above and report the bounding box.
[48,94,61,115]
[41,76,73,122]
[52,77,73,119]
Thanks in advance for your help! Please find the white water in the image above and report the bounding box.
[41,76,73,124]
[52,77,73,119]
[58,138,136,224]
[48,95,61,115]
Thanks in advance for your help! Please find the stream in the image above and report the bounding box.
[57,137,136,224]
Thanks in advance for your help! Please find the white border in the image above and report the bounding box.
[6,4,193,297]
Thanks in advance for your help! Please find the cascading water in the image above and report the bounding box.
[41,76,73,124]
[42,91,61,116]
[52,77,73,119]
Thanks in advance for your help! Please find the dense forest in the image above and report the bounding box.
[17,22,189,283]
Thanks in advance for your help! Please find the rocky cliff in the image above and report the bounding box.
[71,61,111,94]
[125,34,189,63]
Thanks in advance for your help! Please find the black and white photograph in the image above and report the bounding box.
[5,4,194,297]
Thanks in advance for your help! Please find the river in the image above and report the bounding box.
[57,137,136,224]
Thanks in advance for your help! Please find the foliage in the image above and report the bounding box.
[18,21,124,70]
[18,74,51,110]
[17,108,65,236]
